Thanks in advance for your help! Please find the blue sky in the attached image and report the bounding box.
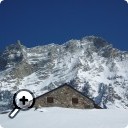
[0,0,128,51]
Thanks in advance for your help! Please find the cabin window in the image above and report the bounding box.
[47,97,54,103]
[72,98,78,104]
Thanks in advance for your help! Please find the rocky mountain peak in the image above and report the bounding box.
[81,36,124,59]
[84,35,108,43]
[64,36,111,55]
[82,36,109,48]
[5,40,24,51]
[0,41,26,70]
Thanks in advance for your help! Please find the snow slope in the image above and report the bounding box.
[0,107,128,128]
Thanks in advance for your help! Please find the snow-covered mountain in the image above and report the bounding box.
[0,36,128,109]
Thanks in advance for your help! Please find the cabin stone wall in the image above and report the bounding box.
[34,85,94,109]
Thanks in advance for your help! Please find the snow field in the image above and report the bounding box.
[0,107,128,128]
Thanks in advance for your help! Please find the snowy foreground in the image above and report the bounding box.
[0,107,128,128]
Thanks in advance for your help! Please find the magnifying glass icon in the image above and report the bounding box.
[9,89,35,119]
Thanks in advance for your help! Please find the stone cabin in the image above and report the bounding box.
[34,83,101,109]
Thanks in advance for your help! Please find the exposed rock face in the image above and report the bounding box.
[0,41,25,70]
[0,36,128,110]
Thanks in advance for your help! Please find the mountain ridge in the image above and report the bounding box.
[0,36,128,110]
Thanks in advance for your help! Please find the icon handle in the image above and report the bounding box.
[9,108,20,119]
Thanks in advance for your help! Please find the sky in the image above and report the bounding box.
[0,0,128,51]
